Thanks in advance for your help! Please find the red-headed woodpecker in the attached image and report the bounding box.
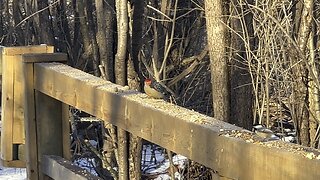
[144,78,170,100]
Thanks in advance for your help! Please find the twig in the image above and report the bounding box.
[168,47,208,87]
[146,5,173,21]
[158,0,179,77]
[99,65,107,80]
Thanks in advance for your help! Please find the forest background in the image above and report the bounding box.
[0,0,319,179]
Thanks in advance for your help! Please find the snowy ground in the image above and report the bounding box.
[73,144,188,179]
[0,119,26,180]
[0,166,26,180]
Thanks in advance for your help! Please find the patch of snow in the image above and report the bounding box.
[175,172,183,179]
[74,157,98,176]
[270,134,279,139]
[0,166,26,180]
[282,136,295,143]
[253,124,264,129]
[146,160,170,174]
[142,145,188,179]
[173,155,187,169]
[142,144,166,173]
[88,140,98,148]
[142,145,165,164]
[155,174,171,180]
[284,128,292,133]
[287,132,296,136]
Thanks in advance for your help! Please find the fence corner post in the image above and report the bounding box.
[22,53,67,180]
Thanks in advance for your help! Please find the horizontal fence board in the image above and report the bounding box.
[21,53,67,63]
[2,45,53,56]
[42,155,102,180]
[0,159,25,168]
[34,62,320,180]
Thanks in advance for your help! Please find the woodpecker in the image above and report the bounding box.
[144,78,170,100]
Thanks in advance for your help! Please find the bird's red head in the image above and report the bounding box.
[145,78,152,85]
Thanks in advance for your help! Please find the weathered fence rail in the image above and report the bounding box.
[1,48,320,180]
[42,155,102,180]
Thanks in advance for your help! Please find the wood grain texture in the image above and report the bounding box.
[33,62,320,180]
[62,104,71,160]
[13,56,25,144]
[1,55,15,161]
[35,91,63,180]
[23,62,38,179]
[1,46,57,168]
[2,45,54,56]
[0,159,25,168]
[21,53,67,63]
[20,52,66,177]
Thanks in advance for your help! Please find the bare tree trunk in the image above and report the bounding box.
[308,26,319,147]
[131,0,144,82]
[2,0,12,44]
[126,2,144,179]
[291,0,314,146]
[96,2,118,178]
[106,0,116,82]
[307,5,319,148]
[229,0,254,130]
[56,0,73,63]
[77,0,92,59]
[292,0,304,37]
[12,0,24,45]
[86,0,101,77]
[115,0,128,85]
[205,0,230,122]
[96,0,112,81]
[128,133,142,179]
[115,0,129,179]
[71,0,82,67]
[0,1,3,39]
[77,0,100,76]
[117,130,128,180]
[37,0,55,45]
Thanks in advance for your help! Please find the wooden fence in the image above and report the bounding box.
[1,47,320,179]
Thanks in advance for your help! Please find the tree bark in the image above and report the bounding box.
[96,0,113,81]
[291,0,314,146]
[0,1,3,39]
[105,0,116,82]
[229,0,253,130]
[115,0,128,85]
[56,0,72,61]
[77,0,92,59]
[131,0,144,82]
[12,0,24,45]
[308,25,319,147]
[115,0,129,179]
[77,0,100,76]
[71,0,82,67]
[86,0,101,77]
[205,0,230,122]
[127,2,143,179]
[37,0,55,45]
[307,1,319,148]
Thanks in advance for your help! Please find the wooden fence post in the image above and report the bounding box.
[21,53,67,180]
[35,91,63,180]
[0,46,54,168]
